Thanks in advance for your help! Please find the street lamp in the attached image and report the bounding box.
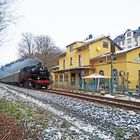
[110,54,116,95]
[110,42,116,95]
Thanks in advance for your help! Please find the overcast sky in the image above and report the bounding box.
[0,0,140,66]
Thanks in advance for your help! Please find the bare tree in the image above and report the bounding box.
[34,35,63,68]
[34,35,54,66]
[18,33,64,69]
[18,32,36,57]
[0,0,14,44]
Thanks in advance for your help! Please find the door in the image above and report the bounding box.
[71,73,75,85]
[78,72,82,87]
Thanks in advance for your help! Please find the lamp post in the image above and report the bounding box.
[110,54,115,95]
[110,41,116,95]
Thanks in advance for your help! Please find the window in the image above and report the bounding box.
[135,37,138,46]
[117,42,120,46]
[63,59,65,69]
[64,73,68,81]
[103,42,108,48]
[128,45,132,48]
[55,74,58,82]
[122,41,125,45]
[59,74,63,82]
[70,57,73,66]
[127,38,131,44]
[99,70,104,75]
[70,45,74,52]
[78,54,82,67]
[99,59,103,63]
[138,70,140,86]
[127,32,131,37]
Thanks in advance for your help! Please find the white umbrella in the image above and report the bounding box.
[82,74,111,79]
[82,74,111,90]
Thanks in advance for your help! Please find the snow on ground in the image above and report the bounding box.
[103,93,140,103]
[0,83,140,140]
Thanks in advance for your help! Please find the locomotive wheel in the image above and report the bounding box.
[23,81,29,88]
[23,81,33,89]
[45,85,48,89]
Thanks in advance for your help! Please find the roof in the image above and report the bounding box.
[51,65,59,71]
[53,66,95,73]
[116,46,140,54]
[66,41,84,48]
[78,36,122,51]
[114,26,140,42]
[65,35,108,48]
[114,34,125,42]
[58,52,66,57]
[51,65,59,69]
[90,46,140,61]
[83,35,106,44]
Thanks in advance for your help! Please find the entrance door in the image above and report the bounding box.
[138,70,140,86]
[78,72,82,87]
[71,73,75,85]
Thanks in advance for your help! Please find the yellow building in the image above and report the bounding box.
[52,35,140,90]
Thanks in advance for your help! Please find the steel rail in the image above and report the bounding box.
[44,89,140,111]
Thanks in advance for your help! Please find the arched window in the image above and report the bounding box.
[99,70,104,75]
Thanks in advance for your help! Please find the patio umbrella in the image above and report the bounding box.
[82,74,111,90]
[82,74,111,79]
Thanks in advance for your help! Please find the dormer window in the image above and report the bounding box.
[117,42,120,46]
[122,41,125,45]
[127,32,131,37]
[103,42,108,48]
[135,37,138,46]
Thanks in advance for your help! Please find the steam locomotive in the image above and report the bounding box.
[0,62,53,89]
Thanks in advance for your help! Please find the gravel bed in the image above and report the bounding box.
[1,84,140,140]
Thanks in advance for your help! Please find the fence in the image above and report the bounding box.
[52,78,140,95]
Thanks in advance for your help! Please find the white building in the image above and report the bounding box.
[114,27,140,50]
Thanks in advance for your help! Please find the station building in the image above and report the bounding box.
[52,35,140,90]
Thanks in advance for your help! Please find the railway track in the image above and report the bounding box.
[44,89,140,111]
[1,83,140,111]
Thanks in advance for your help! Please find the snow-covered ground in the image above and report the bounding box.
[0,83,140,140]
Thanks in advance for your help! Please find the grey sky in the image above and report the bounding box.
[0,0,140,66]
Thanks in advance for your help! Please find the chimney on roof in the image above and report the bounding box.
[85,34,93,40]
[89,34,93,39]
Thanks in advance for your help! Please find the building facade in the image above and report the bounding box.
[114,27,140,50]
[52,35,140,90]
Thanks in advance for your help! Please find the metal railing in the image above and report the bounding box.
[52,78,140,96]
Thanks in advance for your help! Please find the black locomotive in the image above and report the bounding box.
[19,62,52,89]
